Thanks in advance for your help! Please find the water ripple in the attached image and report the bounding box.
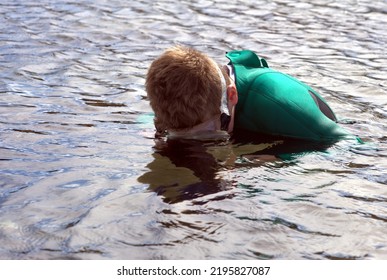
[0,0,386,259]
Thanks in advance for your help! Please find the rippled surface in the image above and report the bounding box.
[0,0,386,259]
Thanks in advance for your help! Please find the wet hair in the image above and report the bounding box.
[146,45,222,133]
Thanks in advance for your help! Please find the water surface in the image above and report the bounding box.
[0,0,386,259]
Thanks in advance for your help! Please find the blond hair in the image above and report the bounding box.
[146,46,222,132]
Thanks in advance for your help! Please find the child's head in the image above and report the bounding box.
[146,46,225,133]
[146,45,238,138]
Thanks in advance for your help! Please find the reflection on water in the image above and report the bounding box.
[0,0,386,259]
[139,139,231,204]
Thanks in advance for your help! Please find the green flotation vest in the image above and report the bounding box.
[226,50,350,142]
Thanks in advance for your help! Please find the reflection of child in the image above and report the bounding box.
[146,45,349,142]
[137,139,227,204]
[138,137,280,204]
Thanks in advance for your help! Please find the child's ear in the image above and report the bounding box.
[227,85,238,106]
[226,85,238,133]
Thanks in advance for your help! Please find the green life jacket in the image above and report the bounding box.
[226,50,350,142]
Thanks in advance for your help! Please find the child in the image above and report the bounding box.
[146,45,349,142]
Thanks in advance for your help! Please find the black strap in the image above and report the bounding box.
[220,113,231,131]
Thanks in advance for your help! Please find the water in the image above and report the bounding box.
[0,0,386,260]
